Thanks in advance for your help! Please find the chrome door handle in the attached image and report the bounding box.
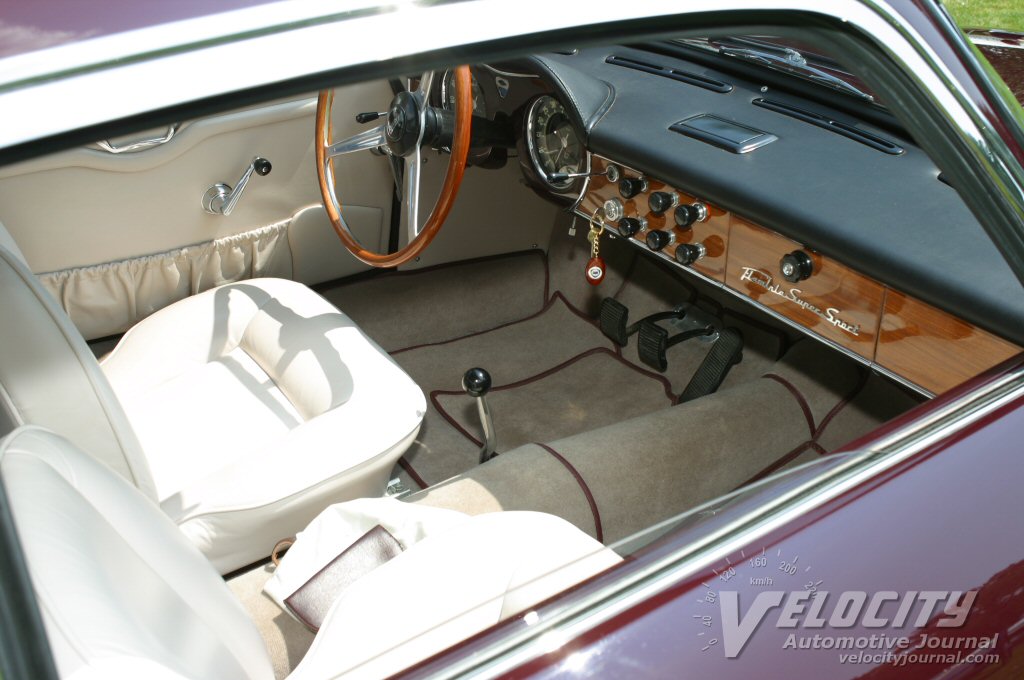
[95,124,180,153]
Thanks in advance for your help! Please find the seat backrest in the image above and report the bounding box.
[0,219,27,265]
[0,426,273,680]
[0,224,156,499]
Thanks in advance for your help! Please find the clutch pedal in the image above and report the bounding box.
[599,298,632,346]
[677,327,744,402]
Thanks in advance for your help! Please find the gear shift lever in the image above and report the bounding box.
[463,368,496,463]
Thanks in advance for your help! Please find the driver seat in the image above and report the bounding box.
[0,224,426,573]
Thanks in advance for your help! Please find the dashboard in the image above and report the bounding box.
[442,43,1023,396]
[578,155,1018,395]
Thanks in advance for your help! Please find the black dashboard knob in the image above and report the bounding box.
[674,242,706,265]
[674,203,706,229]
[645,229,675,251]
[618,177,646,199]
[617,217,644,237]
[648,191,676,215]
[780,250,814,283]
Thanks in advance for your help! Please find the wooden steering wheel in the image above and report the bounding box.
[315,67,472,267]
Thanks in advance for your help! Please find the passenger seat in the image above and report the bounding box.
[0,426,620,679]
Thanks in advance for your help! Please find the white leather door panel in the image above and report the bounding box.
[0,81,394,279]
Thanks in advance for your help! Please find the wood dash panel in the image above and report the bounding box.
[725,218,883,359]
[876,291,1020,394]
[582,155,727,281]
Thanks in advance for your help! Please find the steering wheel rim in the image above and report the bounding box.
[315,67,472,267]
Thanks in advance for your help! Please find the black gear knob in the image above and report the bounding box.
[462,367,492,398]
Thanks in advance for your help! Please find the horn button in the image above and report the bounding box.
[385,91,422,157]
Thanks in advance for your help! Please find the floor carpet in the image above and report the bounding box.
[321,238,787,491]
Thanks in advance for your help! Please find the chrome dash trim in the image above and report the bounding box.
[568,152,593,213]
[480,64,540,79]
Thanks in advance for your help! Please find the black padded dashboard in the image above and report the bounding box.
[516,46,1024,345]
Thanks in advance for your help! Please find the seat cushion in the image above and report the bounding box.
[101,278,426,573]
[289,511,622,680]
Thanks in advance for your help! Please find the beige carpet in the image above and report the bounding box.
[319,251,548,353]
[410,340,922,546]
[228,563,313,680]
[432,347,675,454]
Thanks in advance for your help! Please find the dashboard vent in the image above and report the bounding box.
[605,55,732,93]
[752,98,904,155]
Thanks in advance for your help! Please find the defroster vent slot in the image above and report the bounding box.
[606,55,732,93]
[752,98,903,155]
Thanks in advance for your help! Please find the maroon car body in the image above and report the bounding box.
[970,29,1024,107]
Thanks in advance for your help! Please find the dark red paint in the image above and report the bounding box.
[0,0,280,59]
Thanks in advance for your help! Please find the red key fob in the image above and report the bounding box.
[585,256,605,285]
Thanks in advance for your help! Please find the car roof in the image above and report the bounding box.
[0,0,280,60]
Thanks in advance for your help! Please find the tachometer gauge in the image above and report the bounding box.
[440,69,486,117]
[526,95,584,191]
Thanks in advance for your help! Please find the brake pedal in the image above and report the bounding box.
[677,327,744,402]
[637,321,714,372]
[600,298,686,347]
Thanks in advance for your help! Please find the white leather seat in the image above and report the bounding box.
[0,227,425,573]
[1,427,620,679]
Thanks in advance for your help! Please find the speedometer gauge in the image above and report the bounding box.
[526,95,584,191]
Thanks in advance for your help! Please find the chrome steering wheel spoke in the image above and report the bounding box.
[403,71,433,239]
[405,148,422,238]
[326,123,386,157]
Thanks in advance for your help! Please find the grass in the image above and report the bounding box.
[945,0,1024,31]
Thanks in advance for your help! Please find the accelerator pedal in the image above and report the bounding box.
[677,327,744,403]
[600,298,686,347]
[637,321,715,372]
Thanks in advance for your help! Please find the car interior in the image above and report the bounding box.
[1,23,1022,680]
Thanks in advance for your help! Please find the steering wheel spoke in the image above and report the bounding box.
[405,148,422,238]
[410,71,435,102]
[326,123,386,157]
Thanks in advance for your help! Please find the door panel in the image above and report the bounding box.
[0,81,396,338]
[0,81,394,278]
